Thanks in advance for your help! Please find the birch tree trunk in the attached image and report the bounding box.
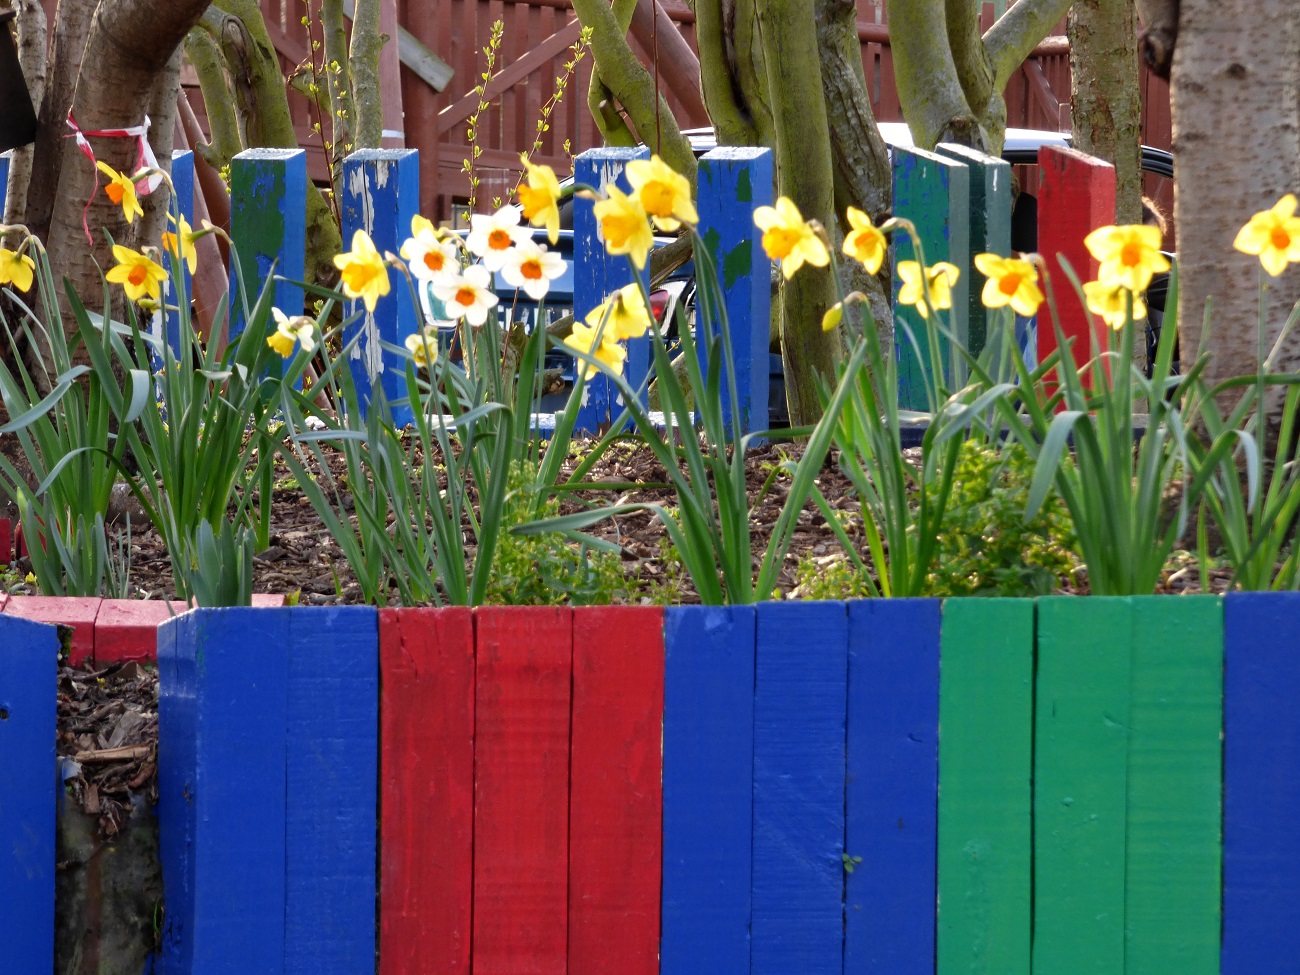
[2,0,45,242]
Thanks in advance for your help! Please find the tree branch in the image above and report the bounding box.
[946,0,995,133]
[186,22,243,164]
[984,0,1073,92]
[348,0,384,148]
[887,0,977,149]
[3,0,45,245]
[694,0,759,144]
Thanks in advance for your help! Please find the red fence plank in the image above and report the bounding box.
[379,608,475,975]
[0,517,11,565]
[95,600,189,665]
[3,596,101,667]
[472,606,573,975]
[568,606,664,975]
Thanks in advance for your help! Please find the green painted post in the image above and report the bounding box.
[936,143,1011,358]
[1124,596,1222,975]
[937,599,1033,975]
[891,146,970,410]
[1033,597,1131,975]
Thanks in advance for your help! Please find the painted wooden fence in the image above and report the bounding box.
[45,595,1276,974]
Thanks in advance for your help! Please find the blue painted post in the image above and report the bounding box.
[1223,593,1300,975]
[285,606,378,975]
[891,146,971,410]
[158,608,290,975]
[696,147,772,439]
[573,146,650,433]
[0,615,59,974]
[161,149,197,362]
[751,602,847,975]
[845,599,941,975]
[661,605,756,975]
[0,150,9,216]
[341,149,420,425]
[228,148,306,374]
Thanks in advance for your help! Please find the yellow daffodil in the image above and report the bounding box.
[162,213,199,275]
[0,247,36,292]
[400,215,459,284]
[500,238,567,301]
[333,230,391,312]
[973,253,1043,317]
[1233,193,1300,277]
[267,308,317,358]
[626,154,697,232]
[822,302,845,332]
[842,207,886,274]
[1083,280,1146,330]
[897,260,960,317]
[105,245,168,303]
[753,196,830,279]
[96,162,144,224]
[404,325,441,368]
[585,283,651,341]
[431,264,499,326]
[466,206,527,272]
[594,185,655,271]
[563,320,627,380]
[1083,224,1169,293]
[518,154,563,244]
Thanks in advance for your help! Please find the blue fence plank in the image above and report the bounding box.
[160,148,197,363]
[573,146,651,433]
[228,149,307,371]
[285,607,378,975]
[0,615,59,975]
[662,605,756,975]
[751,602,847,975]
[845,598,941,975]
[1223,592,1300,975]
[158,608,290,975]
[696,147,772,439]
[0,151,9,218]
[891,147,971,409]
[341,149,420,425]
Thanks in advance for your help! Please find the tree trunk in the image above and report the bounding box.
[1172,0,1300,406]
[348,0,385,149]
[3,0,46,245]
[1069,0,1143,224]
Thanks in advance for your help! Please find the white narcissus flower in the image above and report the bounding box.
[400,215,460,284]
[499,239,567,301]
[465,206,527,272]
[269,307,318,357]
[432,264,500,326]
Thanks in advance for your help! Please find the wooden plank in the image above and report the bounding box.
[379,608,475,975]
[340,149,420,425]
[3,595,101,667]
[1222,592,1300,975]
[228,149,307,369]
[936,599,1033,975]
[661,606,756,975]
[1124,596,1222,975]
[161,148,196,364]
[158,608,290,975]
[844,598,941,975]
[697,147,772,438]
[751,602,848,975]
[891,146,971,409]
[569,606,665,975]
[0,151,9,215]
[285,607,378,975]
[572,146,651,433]
[472,606,573,975]
[94,599,188,665]
[1036,146,1115,374]
[0,615,59,975]
[935,143,1012,358]
[1033,597,1130,975]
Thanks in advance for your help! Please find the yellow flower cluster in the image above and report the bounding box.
[1081,224,1168,329]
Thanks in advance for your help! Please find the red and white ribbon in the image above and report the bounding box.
[67,111,164,243]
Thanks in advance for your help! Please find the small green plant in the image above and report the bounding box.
[791,553,875,601]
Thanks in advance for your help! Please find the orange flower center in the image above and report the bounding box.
[488,229,512,250]
[999,273,1022,296]
[641,182,675,218]
[1271,226,1292,251]
[423,251,445,272]
[105,182,126,205]
[345,265,378,292]
[763,227,801,259]
[1120,241,1143,267]
[455,286,477,307]
[518,185,548,219]
[521,259,543,281]
[128,265,148,287]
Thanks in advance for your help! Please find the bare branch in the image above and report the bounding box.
[984,0,1074,92]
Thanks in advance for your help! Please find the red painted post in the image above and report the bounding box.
[1037,146,1117,372]
[473,607,572,975]
[568,607,665,975]
[2,596,101,666]
[94,600,189,665]
[378,608,475,975]
[0,517,10,565]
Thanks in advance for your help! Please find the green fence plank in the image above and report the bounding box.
[937,599,1034,975]
[1124,596,1223,975]
[1033,597,1131,975]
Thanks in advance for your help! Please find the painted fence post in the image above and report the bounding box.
[0,615,59,975]
[1037,146,1116,371]
[228,148,306,372]
[892,146,971,409]
[160,148,196,362]
[935,143,1011,359]
[341,149,420,425]
[0,150,9,216]
[573,147,650,432]
[696,147,772,438]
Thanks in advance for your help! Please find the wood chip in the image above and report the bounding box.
[74,745,152,764]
